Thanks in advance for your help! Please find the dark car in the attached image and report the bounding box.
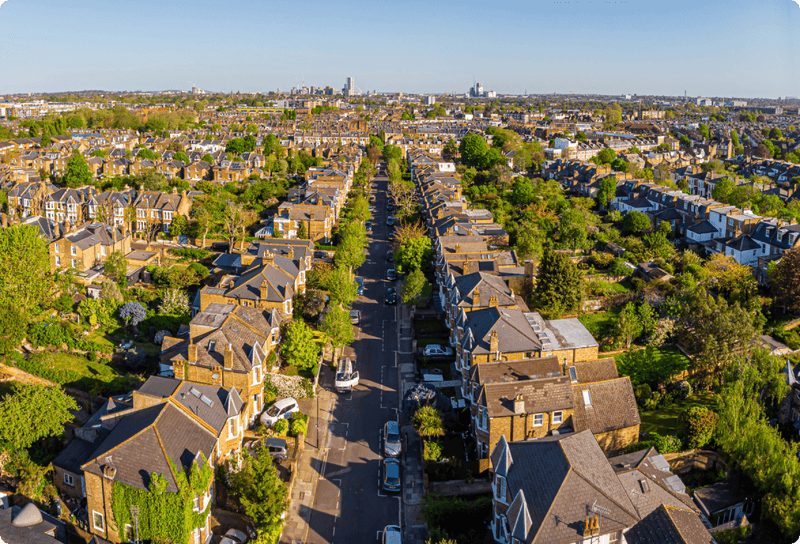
[386,250,394,263]
[381,458,401,493]
[355,276,364,296]
[385,288,397,305]
[211,242,230,252]
[386,268,397,281]
[386,202,394,212]
[365,221,372,231]
[314,251,328,259]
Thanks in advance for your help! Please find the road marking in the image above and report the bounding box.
[318,450,329,480]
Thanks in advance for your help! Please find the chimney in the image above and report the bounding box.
[224,343,233,369]
[583,517,599,538]
[112,228,117,242]
[462,260,470,275]
[260,279,268,300]
[514,394,525,415]
[473,286,480,307]
[489,329,499,353]
[187,339,197,364]
[103,465,117,480]
[263,251,274,267]
[489,295,498,307]
[455,243,461,253]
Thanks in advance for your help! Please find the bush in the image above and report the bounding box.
[169,248,212,261]
[422,495,493,544]
[119,302,147,326]
[289,412,308,437]
[634,384,652,406]
[679,406,718,450]
[623,440,655,454]
[273,419,289,435]
[424,440,443,462]
[652,433,683,454]
[188,262,210,279]
[714,525,751,544]
[667,380,692,400]
[87,351,98,362]
[588,251,614,269]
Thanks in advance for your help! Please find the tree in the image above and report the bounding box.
[413,406,445,438]
[297,221,308,240]
[225,138,247,156]
[532,249,584,317]
[0,302,26,354]
[401,268,432,306]
[119,301,146,327]
[0,224,55,314]
[136,147,157,160]
[511,177,535,206]
[320,304,355,349]
[280,320,320,369]
[614,302,643,350]
[140,169,167,191]
[754,143,773,159]
[382,144,402,163]
[158,289,190,315]
[100,281,123,302]
[228,445,288,535]
[201,153,215,165]
[596,148,616,165]
[597,177,617,209]
[711,177,736,203]
[326,265,358,306]
[104,251,128,286]
[770,246,800,313]
[221,201,246,252]
[679,406,718,450]
[174,151,189,164]
[559,208,588,251]
[395,235,433,274]
[169,214,189,238]
[0,384,77,450]
[458,133,488,168]
[62,154,93,188]
[335,220,367,274]
[366,144,381,165]
[621,211,651,234]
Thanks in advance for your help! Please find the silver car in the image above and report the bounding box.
[383,420,402,458]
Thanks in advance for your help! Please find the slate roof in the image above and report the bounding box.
[570,377,641,435]
[451,272,517,309]
[81,401,216,492]
[498,431,639,544]
[137,375,181,399]
[610,448,695,515]
[725,234,761,252]
[686,220,717,235]
[692,481,746,517]
[0,505,62,544]
[625,505,714,544]
[476,375,575,417]
[469,357,561,385]
[52,437,98,475]
[571,358,618,383]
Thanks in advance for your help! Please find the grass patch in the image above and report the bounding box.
[16,351,143,396]
[579,311,616,340]
[615,345,691,385]
[281,365,315,380]
[639,392,717,436]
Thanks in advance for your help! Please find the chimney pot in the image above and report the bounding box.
[514,394,525,415]
[224,343,234,369]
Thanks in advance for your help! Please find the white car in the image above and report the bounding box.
[260,397,299,427]
[382,525,402,544]
[423,344,454,358]
[220,528,248,544]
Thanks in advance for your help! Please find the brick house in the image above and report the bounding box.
[6,180,51,217]
[48,222,131,272]
[87,189,135,228]
[44,186,96,225]
[133,189,192,235]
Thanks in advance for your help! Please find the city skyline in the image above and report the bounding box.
[0,0,799,97]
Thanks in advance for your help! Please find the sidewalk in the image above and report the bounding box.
[398,303,428,544]
[280,366,337,544]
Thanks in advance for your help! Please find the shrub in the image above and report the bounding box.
[652,433,683,454]
[634,384,652,406]
[289,412,309,437]
[679,406,718,450]
[623,440,656,454]
[87,351,98,362]
[119,302,147,326]
[273,419,289,435]
[424,440,443,462]
[667,380,692,400]
[188,262,210,279]
[588,251,614,269]
[714,525,751,544]
[157,289,190,316]
[169,248,212,261]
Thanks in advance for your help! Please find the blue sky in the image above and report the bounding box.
[0,0,799,97]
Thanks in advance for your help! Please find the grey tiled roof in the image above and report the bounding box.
[52,437,98,475]
[570,378,640,435]
[625,505,714,544]
[477,376,575,418]
[470,357,561,385]
[572,358,619,383]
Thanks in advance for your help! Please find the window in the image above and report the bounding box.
[54,243,60,253]
[552,411,563,424]
[71,259,77,268]
[63,473,74,486]
[101,246,106,256]
[533,413,544,427]
[55,256,61,267]
[495,475,507,502]
[608,530,622,544]
[480,407,488,430]
[93,511,105,531]
[228,418,238,438]
[583,390,592,407]
[568,366,578,382]
[70,246,76,256]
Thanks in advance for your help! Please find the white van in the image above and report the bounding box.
[334,357,359,393]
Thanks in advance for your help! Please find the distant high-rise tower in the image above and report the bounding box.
[343,76,355,97]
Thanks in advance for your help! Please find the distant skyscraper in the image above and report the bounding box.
[343,76,355,97]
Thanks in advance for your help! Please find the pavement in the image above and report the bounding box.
[280,164,427,544]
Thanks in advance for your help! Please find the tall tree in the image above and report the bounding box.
[458,133,488,168]
[320,304,355,349]
[0,384,78,450]
[221,201,246,252]
[104,251,129,287]
[62,154,93,188]
[326,265,358,307]
[597,177,617,209]
[532,248,584,317]
[280,320,320,369]
[228,445,288,535]
[401,268,432,306]
[0,224,55,314]
[770,246,800,313]
[395,235,433,274]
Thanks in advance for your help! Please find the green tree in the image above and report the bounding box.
[104,251,128,287]
[559,208,588,250]
[280,320,320,369]
[679,406,718,450]
[326,265,358,306]
[597,177,617,209]
[136,147,158,160]
[0,224,55,314]
[262,134,279,156]
[201,153,214,164]
[532,248,584,317]
[0,302,27,354]
[401,268,432,306]
[169,214,189,237]
[0,384,78,450]
[770,246,800,313]
[614,302,643,350]
[62,153,93,188]
[228,445,288,535]
[621,211,651,234]
[413,406,445,438]
[596,148,616,165]
[382,144,402,162]
[511,177,535,205]
[320,304,354,349]
[395,235,433,274]
[140,169,167,191]
[458,133,488,168]
[174,151,189,164]
[225,138,247,156]
[335,221,368,274]
[297,221,308,240]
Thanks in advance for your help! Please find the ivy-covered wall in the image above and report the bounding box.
[110,454,213,544]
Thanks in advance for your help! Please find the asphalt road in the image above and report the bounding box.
[306,166,403,544]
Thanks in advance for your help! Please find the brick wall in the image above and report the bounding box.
[594,424,640,454]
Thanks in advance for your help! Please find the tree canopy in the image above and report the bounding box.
[532,248,584,317]
[0,384,78,450]
[280,320,320,369]
[62,153,93,188]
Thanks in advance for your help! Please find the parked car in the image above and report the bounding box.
[381,458,402,493]
[355,276,364,296]
[247,437,289,462]
[386,202,394,212]
[350,309,361,324]
[260,397,299,427]
[384,290,397,305]
[369,205,377,213]
[365,221,372,231]
[386,268,397,281]
[386,250,394,263]
[314,251,328,259]
[372,183,379,189]
[221,528,248,544]
[386,215,394,226]
[381,525,402,544]
[335,357,359,393]
[423,344,454,358]
[383,420,402,458]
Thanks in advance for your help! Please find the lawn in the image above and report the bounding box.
[638,392,717,436]
[579,311,616,340]
[18,351,143,396]
[614,345,692,383]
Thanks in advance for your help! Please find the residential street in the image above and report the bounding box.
[301,168,413,544]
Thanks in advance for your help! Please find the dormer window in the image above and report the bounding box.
[495,475,507,503]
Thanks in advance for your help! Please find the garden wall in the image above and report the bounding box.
[664,450,727,475]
